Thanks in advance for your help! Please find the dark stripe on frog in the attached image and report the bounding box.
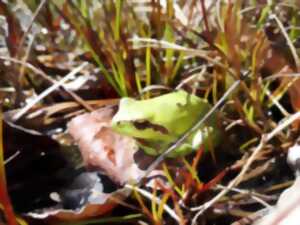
[133,120,169,134]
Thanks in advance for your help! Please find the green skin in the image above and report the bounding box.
[111,90,219,157]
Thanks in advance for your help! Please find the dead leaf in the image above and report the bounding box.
[68,107,146,185]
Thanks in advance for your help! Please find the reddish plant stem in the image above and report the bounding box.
[200,0,211,43]
[0,118,17,225]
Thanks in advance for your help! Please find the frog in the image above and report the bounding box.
[111,90,220,157]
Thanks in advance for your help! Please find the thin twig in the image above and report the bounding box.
[263,86,290,117]
[140,85,172,96]
[264,73,300,81]
[0,56,93,112]
[225,119,244,131]
[19,34,36,79]
[231,208,269,225]
[17,0,48,56]
[216,185,274,209]
[12,63,88,121]
[270,14,300,70]
[175,66,207,90]
[15,34,36,105]
[4,151,20,165]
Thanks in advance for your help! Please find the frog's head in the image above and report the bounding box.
[111,98,171,140]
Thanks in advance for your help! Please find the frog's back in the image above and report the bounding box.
[148,91,213,136]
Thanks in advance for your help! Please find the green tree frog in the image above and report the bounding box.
[111,90,220,157]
